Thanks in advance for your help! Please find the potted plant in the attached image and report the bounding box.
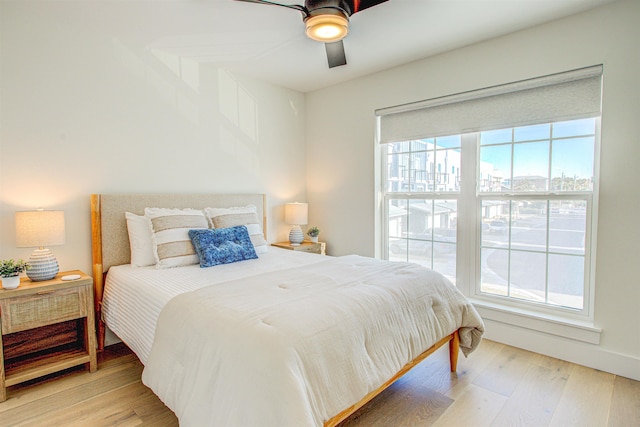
[0,259,30,289]
[306,226,320,243]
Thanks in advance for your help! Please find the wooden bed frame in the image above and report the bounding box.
[89,193,460,427]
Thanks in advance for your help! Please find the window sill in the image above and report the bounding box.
[469,298,601,344]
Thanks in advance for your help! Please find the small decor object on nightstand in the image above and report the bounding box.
[15,210,65,281]
[0,259,30,289]
[306,226,320,243]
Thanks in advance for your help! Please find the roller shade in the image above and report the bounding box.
[376,65,602,144]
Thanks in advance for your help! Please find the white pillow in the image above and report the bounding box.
[144,207,209,268]
[125,212,156,267]
[205,205,268,254]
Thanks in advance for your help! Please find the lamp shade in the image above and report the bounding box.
[285,203,308,226]
[15,210,65,281]
[15,210,66,248]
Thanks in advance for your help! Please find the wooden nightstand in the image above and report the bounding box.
[0,270,97,401]
[272,241,326,255]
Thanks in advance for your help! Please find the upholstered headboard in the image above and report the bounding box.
[90,193,266,348]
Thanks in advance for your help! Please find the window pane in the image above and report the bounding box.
[509,251,546,303]
[511,201,547,252]
[410,151,433,192]
[513,141,549,191]
[479,144,512,192]
[514,123,550,141]
[480,248,509,296]
[387,152,410,192]
[435,135,461,149]
[481,200,510,248]
[388,199,408,262]
[388,200,406,239]
[548,201,586,255]
[389,141,410,154]
[548,254,584,309]
[408,200,433,236]
[434,148,461,192]
[552,118,595,138]
[388,237,407,262]
[433,242,456,283]
[411,138,434,152]
[479,197,588,310]
[386,199,457,278]
[481,128,512,145]
[387,139,464,194]
[550,137,594,192]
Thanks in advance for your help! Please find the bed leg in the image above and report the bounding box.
[98,317,106,351]
[449,330,460,372]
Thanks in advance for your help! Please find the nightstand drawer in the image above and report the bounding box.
[0,287,88,334]
[295,243,321,253]
[272,241,326,255]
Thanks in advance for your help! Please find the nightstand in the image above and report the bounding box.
[0,270,97,401]
[272,241,326,255]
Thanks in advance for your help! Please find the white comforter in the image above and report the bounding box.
[141,255,483,427]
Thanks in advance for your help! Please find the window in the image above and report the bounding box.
[478,119,596,310]
[377,66,602,318]
[386,136,460,280]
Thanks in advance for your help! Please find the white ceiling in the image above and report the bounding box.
[143,0,617,92]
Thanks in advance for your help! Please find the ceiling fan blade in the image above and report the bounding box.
[234,0,306,14]
[326,40,347,68]
[350,0,388,14]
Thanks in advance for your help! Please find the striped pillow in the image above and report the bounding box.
[204,205,267,254]
[144,208,208,268]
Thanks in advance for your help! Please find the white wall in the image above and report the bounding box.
[0,2,306,275]
[306,0,640,379]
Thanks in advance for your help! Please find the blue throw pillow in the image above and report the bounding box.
[188,226,258,268]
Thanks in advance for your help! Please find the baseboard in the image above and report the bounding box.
[482,318,640,381]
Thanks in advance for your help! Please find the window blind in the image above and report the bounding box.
[376,65,603,144]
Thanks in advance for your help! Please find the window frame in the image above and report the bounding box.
[379,118,600,321]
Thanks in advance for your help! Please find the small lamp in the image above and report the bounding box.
[15,210,65,281]
[285,202,308,246]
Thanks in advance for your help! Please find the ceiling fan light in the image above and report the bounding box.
[305,14,349,42]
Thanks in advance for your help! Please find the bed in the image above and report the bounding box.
[90,193,484,427]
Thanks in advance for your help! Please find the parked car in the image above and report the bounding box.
[488,220,508,234]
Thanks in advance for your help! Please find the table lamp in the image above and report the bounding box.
[285,202,308,246]
[15,210,65,281]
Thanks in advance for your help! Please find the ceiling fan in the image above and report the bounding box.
[234,0,389,68]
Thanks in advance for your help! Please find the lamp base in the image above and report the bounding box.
[289,225,304,246]
[26,248,59,282]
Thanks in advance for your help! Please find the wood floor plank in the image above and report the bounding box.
[418,339,505,401]
[341,381,453,427]
[0,362,144,426]
[472,344,540,397]
[431,384,507,427]
[549,364,615,427]
[607,375,640,427]
[490,355,573,427]
[0,357,140,411]
[22,382,157,427]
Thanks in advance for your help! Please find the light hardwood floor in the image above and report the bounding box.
[1,339,638,426]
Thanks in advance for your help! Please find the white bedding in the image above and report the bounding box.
[137,254,484,427]
[102,249,326,364]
